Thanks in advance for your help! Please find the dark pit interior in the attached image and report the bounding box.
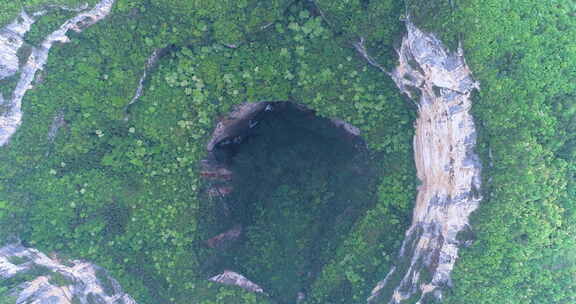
[200,102,386,303]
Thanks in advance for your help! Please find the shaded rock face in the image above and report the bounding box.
[199,102,292,297]
[368,21,481,303]
[202,101,362,203]
[0,243,136,304]
[0,0,116,147]
[206,225,243,250]
[206,101,361,153]
[206,102,271,152]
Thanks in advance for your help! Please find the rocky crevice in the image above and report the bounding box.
[202,101,362,203]
[123,47,172,121]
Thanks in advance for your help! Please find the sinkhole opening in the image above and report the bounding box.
[200,102,385,303]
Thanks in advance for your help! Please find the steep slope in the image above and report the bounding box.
[0,243,136,304]
[367,21,481,303]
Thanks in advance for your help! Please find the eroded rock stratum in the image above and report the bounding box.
[368,21,482,303]
[0,0,115,146]
[0,243,136,304]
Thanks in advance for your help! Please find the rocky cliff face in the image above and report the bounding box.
[0,243,136,304]
[0,1,140,303]
[1,2,481,302]
[0,0,116,146]
[367,21,482,303]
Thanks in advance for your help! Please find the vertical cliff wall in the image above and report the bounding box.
[367,21,482,303]
[0,0,115,147]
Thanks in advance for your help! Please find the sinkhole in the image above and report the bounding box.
[199,102,386,303]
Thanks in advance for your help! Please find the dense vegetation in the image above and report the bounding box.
[0,0,574,303]
[0,1,415,303]
[409,1,576,303]
[0,0,100,27]
[208,103,403,303]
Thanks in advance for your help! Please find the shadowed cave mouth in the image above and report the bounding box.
[199,102,385,303]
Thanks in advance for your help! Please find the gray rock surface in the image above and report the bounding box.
[124,47,169,121]
[0,243,136,304]
[0,10,37,81]
[367,21,482,303]
[206,102,270,151]
[0,0,116,147]
[209,270,265,294]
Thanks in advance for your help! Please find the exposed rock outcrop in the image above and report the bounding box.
[0,11,37,81]
[209,270,265,294]
[124,47,172,121]
[206,101,362,152]
[206,102,271,152]
[0,243,136,304]
[0,0,116,147]
[367,21,482,303]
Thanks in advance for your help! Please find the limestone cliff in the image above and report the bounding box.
[0,243,136,304]
[367,21,482,303]
[0,0,116,146]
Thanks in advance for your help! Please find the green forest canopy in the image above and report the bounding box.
[0,0,574,303]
